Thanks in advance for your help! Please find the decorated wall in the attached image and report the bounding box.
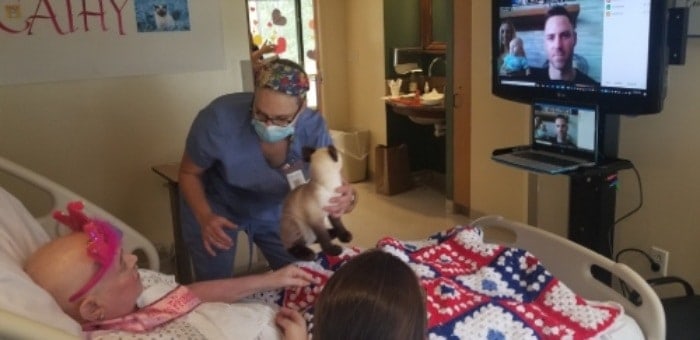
[0,0,225,85]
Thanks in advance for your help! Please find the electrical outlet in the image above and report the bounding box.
[650,246,670,276]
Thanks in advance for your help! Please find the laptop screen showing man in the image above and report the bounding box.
[532,101,597,157]
[492,101,599,174]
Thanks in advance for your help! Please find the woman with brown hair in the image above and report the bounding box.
[276,249,427,340]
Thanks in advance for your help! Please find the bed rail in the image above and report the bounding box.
[0,156,159,271]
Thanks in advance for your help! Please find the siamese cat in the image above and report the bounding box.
[280,145,353,260]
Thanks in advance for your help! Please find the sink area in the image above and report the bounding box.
[388,101,444,121]
[408,115,444,125]
[385,96,445,136]
[384,76,447,135]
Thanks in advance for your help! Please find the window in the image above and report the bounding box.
[247,0,318,108]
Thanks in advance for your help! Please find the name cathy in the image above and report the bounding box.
[1,0,129,36]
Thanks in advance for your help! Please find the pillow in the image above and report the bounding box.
[0,186,50,263]
[0,186,82,336]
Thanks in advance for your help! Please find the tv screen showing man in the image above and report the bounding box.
[529,5,597,83]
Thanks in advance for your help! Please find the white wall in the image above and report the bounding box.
[321,0,387,176]
[469,1,530,222]
[316,0,350,129]
[319,0,387,176]
[0,2,250,249]
[346,0,387,147]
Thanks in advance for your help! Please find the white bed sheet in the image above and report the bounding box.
[602,314,644,340]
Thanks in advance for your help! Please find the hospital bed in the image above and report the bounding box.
[0,155,664,339]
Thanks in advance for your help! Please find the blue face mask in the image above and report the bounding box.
[251,119,296,143]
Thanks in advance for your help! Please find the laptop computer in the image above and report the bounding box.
[491,100,599,174]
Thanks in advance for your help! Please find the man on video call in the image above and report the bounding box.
[530,5,597,83]
[547,114,575,146]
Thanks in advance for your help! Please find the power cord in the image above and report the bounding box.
[614,165,643,225]
[615,247,659,305]
[607,165,644,257]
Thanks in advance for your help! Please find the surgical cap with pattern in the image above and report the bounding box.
[257,59,310,97]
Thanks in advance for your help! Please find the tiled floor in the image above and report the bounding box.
[343,180,472,249]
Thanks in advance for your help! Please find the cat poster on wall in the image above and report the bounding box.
[134,0,191,32]
[0,0,224,86]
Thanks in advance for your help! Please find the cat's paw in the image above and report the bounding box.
[338,230,353,243]
[327,228,338,239]
[323,244,343,256]
[288,245,316,261]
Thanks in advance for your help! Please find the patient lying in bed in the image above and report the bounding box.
[3,189,643,339]
[23,202,316,339]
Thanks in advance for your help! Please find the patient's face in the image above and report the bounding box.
[90,249,143,319]
[25,233,142,321]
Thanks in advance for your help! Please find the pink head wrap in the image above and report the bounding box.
[53,201,122,302]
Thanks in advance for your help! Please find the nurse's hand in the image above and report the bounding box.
[324,181,357,218]
[199,213,238,256]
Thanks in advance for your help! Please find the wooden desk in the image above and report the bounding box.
[152,162,194,284]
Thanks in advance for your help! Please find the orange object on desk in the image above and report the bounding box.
[390,95,421,106]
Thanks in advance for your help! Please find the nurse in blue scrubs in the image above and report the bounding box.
[179,59,357,281]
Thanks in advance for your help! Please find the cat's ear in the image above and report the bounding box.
[302,146,315,162]
[327,145,339,162]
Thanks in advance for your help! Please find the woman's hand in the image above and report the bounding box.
[258,43,276,55]
[324,181,357,218]
[267,265,318,289]
[251,43,277,72]
[198,212,237,256]
[276,307,309,340]
[179,153,237,257]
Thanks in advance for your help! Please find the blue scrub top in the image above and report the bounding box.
[184,92,333,225]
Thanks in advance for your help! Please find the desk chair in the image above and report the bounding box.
[646,276,700,340]
[616,248,700,339]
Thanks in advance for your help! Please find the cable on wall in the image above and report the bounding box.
[606,165,644,256]
[614,247,659,304]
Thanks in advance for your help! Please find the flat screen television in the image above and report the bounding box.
[492,0,669,115]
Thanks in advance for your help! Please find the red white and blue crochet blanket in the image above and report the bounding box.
[250,226,623,339]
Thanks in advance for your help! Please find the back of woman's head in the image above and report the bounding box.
[313,250,426,340]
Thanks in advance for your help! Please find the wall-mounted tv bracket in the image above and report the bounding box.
[668,7,690,65]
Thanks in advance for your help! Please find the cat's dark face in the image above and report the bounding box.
[302,145,338,163]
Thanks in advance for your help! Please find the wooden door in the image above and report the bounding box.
[452,0,471,213]
[310,0,323,112]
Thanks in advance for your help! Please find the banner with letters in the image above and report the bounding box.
[0,0,225,85]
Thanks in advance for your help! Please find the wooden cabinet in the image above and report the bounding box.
[451,0,471,212]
